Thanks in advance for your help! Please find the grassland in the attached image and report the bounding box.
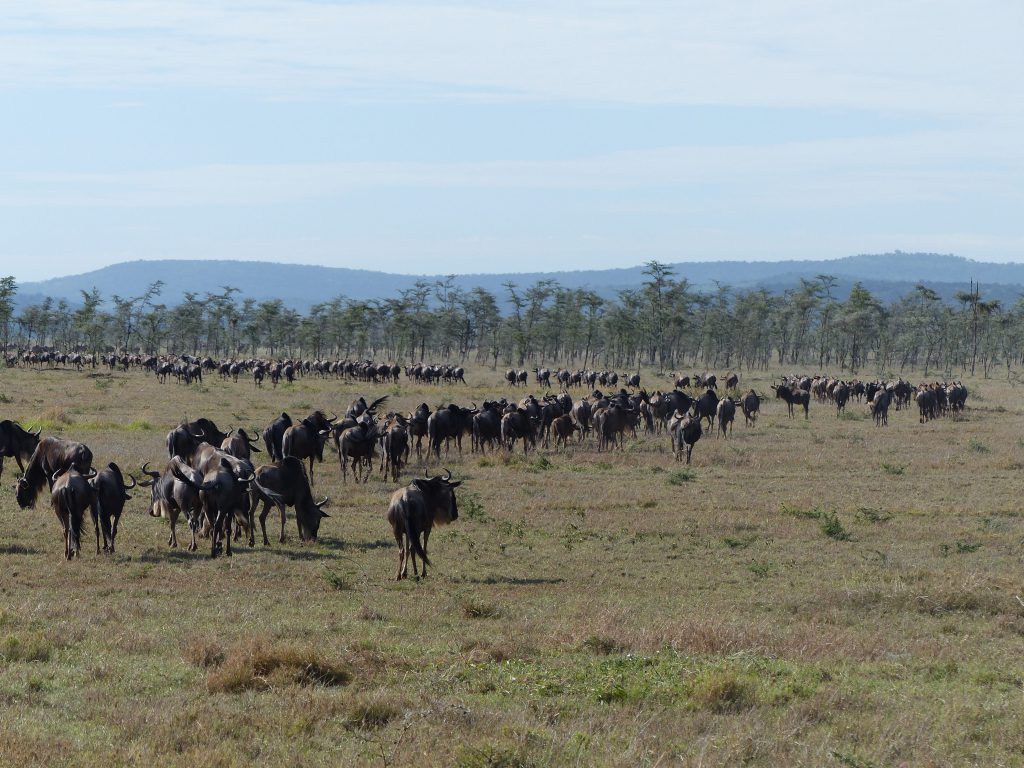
[1,363,1023,767]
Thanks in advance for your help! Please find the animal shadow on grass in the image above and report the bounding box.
[454,575,565,586]
[319,536,392,553]
[0,544,40,555]
[136,548,200,564]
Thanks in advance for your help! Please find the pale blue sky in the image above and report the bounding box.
[2,1,1022,281]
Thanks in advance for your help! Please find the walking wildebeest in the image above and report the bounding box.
[716,398,736,438]
[89,462,136,554]
[771,384,810,419]
[50,467,97,560]
[262,412,292,461]
[668,409,702,464]
[386,469,461,580]
[282,410,336,486]
[221,428,261,461]
[740,390,760,427]
[140,459,204,550]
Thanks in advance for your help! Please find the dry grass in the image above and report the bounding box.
[2,361,1024,765]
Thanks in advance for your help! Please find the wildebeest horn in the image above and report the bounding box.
[192,429,206,439]
[327,412,338,423]
[140,461,160,479]
[31,426,42,436]
[82,467,98,478]
[238,471,255,483]
[249,429,260,441]
[442,467,453,482]
[124,473,137,490]
[315,496,329,508]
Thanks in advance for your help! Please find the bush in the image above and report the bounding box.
[667,469,695,485]
[206,637,350,693]
[820,513,851,541]
[688,669,756,712]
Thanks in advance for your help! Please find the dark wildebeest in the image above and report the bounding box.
[870,388,891,426]
[597,402,637,451]
[693,389,720,430]
[834,382,850,417]
[346,395,388,420]
[15,436,94,509]
[552,414,580,448]
[740,390,760,427]
[50,467,97,560]
[89,462,136,554]
[724,372,739,390]
[0,420,41,481]
[221,428,261,461]
[407,403,431,460]
[381,414,410,481]
[282,410,336,486]
[771,384,810,419]
[386,469,461,580]
[571,399,592,440]
[501,408,537,454]
[337,416,380,483]
[668,409,702,464]
[534,368,551,388]
[626,373,641,388]
[167,418,230,461]
[516,369,528,387]
[674,375,691,389]
[262,412,292,461]
[426,404,477,460]
[172,456,264,557]
[505,369,518,387]
[716,398,736,438]
[249,456,329,545]
[471,401,504,453]
[140,460,204,550]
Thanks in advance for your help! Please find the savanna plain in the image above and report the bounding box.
[1,362,1023,767]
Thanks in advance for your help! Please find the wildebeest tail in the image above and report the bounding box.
[402,507,430,566]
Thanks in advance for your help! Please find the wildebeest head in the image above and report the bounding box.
[411,468,462,525]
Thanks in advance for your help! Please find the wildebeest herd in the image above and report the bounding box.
[1,369,968,573]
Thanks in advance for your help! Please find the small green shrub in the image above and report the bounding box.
[820,513,851,541]
[667,469,695,485]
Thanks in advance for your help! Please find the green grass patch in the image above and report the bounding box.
[881,462,905,476]
[969,438,990,453]
[820,512,852,541]
[667,469,696,485]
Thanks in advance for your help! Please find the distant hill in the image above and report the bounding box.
[14,253,1024,311]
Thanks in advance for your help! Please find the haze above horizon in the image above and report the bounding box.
[2,1,1022,282]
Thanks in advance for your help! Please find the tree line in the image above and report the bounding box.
[0,264,1019,378]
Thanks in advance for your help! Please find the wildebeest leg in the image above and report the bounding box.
[91,499,102,554]
[421,529,430,579]
[223,513,233,557]
[393,528,405,580]
[308,457,315,487]
[246,499,256,548]
[686,443,693,464]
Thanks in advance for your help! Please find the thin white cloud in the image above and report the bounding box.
[1,1,1021,116]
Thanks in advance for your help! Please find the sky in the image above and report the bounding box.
[1,1,1022,282]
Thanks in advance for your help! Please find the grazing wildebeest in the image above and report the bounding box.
[221,428,261,461]
[249,456,329,545]
[50,467,97,560]
[716,398,736,438]
[282,411,336,486]
[740,390,760,427]
[380,414,410,481]
[771,384,810,419]
[0,420,40,481]
[668,409,702,464]
[386,469,461,580]
[262,412,292,461]
[15,436,94,509]
[89,462,136,554]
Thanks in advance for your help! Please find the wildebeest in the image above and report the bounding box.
[426,404,477,460]
[668,409,701,464]
[167,418,230,460]
[262,412,292,461]
[552,414,580,448]
[140,460,204,550]
[407,403,432,460]
[716,398,736,438]
[249,456,329,545]
[89,462,136,554]
[282,411,336,486]
[740,390,760,427]
[693,389,720,430]
[15,436,94,509]
[172,456,263,557]
[386,469,461,580]
[471,401,504,453]
[50,467,97,560]
[337,416,380,483]
[381,414,410,481]
[221,428,261,461]
[870,388,891,426]
[724,372,739,390]
[0,420,41,481]
[771,384,810,419]
[501,408,537,454]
